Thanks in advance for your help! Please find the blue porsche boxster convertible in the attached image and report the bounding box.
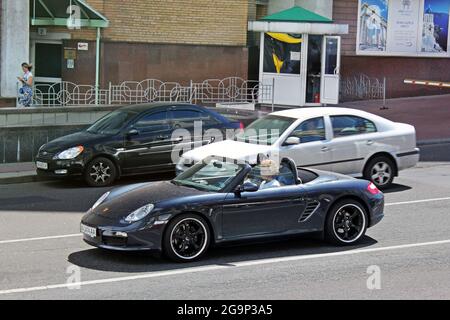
[81,156,384,262]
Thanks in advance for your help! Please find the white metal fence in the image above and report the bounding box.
[19,77,274,107]
[340,74,386,104]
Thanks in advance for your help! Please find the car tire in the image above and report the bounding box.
[84,157,118,187]
[364,156,395,189]
[163,214,210,263]
[325,199,368,246]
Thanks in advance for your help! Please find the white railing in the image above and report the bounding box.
[18,77,273,107]
[340,74,386,104]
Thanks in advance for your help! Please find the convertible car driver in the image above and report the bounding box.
[258,159,282,190]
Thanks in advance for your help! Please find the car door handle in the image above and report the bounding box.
[156,135,169,140]
[367,140,374,146]
[321,147,331,152]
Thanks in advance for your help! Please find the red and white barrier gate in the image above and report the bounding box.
[404,79,450,88]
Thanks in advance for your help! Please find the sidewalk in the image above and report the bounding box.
[338,94,450,143]
[1,94,449,185]
[0,162,45,184]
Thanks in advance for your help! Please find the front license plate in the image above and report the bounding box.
[36,161,48,170]
[81,223,97,238]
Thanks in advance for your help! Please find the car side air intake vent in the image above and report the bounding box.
[299,201,320,222]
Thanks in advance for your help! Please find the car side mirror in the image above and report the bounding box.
[237,181,259,194]
[127,129,139,137]
[284,137,301,146]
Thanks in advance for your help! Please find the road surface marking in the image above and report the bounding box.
[385,197,450,207]
[0,239,449,296]
[0,234,81,245]
[1,196,450,245]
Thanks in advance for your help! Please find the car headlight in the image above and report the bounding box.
[54,146,84,160]
[125,204,154,223]
[90,191,110,211]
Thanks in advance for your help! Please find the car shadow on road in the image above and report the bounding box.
[68,235,378,274]
[40,173,175,190]
[381,183,412,194]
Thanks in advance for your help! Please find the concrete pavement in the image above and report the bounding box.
[339,94,450,142]
[0,160,450,299]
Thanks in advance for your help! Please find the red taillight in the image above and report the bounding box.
[239,122,245,130]
[367,182,381,195]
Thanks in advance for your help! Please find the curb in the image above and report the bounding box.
[417,138,450,146]
[0,173,52,185]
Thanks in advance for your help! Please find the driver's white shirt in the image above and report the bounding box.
[259,179,281,190]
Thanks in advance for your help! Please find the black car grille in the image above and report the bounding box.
[102,236,127,247]
[299,201,320,222]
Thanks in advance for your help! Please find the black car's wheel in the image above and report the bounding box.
[163,214,210,263]
[364,156,395,189]
[84,157,117,187]
[325,200,368,246]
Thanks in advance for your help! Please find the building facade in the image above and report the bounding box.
[334,0,450,97]
[262,0,450,98]
[0,0,449,107]
[0,0,251,107]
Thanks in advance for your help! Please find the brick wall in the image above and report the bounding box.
[53,0,247,46]
[29,0,250,88]
[61,40,249,87]
[32,0,249,46]
[333,0,358,56]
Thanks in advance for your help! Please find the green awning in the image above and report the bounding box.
[260,6,333,24]
[31,0,109,28]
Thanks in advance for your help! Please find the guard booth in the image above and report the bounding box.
[249,6,348,107]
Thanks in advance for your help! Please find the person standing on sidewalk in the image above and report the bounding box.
[17,63,34,108]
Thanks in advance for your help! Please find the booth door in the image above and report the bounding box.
[320,36,341,105]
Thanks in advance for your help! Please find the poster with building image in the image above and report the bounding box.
[386,0,421,53]
[421,0,449,53]
[358,0,389,51]
[357,0,450,56]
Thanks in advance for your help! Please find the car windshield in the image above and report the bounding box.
[173,157,245,192]
[87,110,137,135]
[235,115,295,145]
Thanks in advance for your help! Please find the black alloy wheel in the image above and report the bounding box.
[325,200,368,245]
[164,214,210,262]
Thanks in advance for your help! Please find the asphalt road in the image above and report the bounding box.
[0,145,449,300]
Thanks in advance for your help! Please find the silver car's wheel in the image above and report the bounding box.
[371,161,392,186]
[364,156,395,189]
[84,157,117,187]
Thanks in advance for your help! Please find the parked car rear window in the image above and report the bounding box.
[290,117,326,143]
[87,110,136,135]
[331,116,377,137]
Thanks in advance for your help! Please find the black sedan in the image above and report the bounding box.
[81,156,384,262]
[35,103,243,187]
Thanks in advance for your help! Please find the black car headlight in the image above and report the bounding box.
[125,204,155,223]
[54,146,84,160]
